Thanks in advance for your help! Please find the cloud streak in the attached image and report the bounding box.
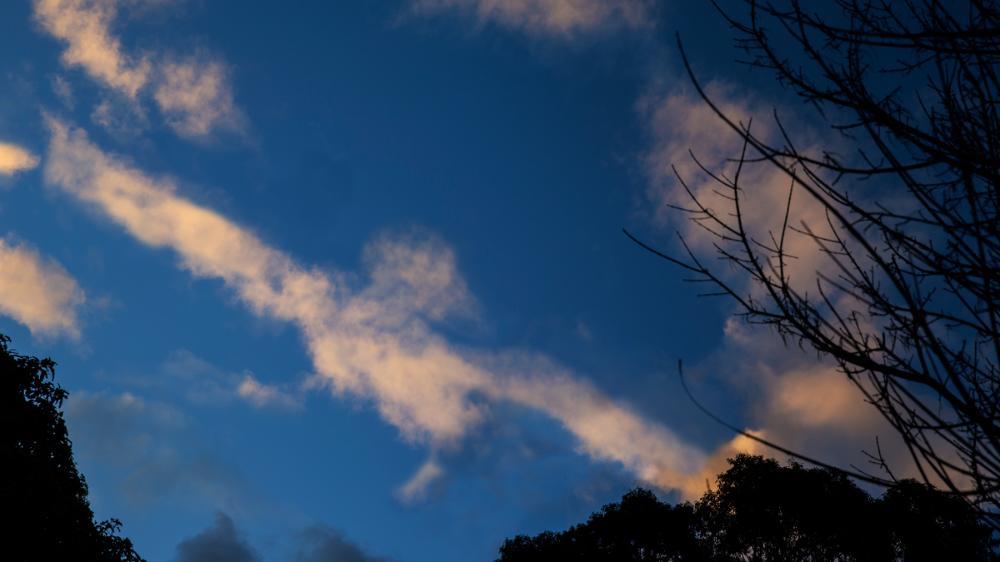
[237,374,301,410]
[155,56,244,139]
[0,142,40,176]
[44,119,708,495]
[395,457,444,503]
[410,0,653,37]
[33,0,243,139]
[33,0,151,98]
[0,238,84,338]
[152,349,303,410]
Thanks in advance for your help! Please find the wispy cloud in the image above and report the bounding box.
[33,0,243,139]
[153,349,303,410]
[395,456,444,503]
[51,74,76,108]
[33,0,151,98]
[410,0,653,37]
[66,390,188,462]
[493,357,706,489]
[640,85,917,495]
[0,238,84,338]
[675,319,917,498]
[237,374,301,410]
[641,84,840,292]
[90,96,148,138]
[44,119,709,495]
[65,389,261,512]
[155,56,244,139]
[0,142,40,176]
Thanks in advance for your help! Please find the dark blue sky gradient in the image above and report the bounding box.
[0,2,788,560]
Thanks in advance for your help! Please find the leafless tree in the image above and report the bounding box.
[631,0,1000,526]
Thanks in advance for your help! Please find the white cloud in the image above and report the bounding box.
[678,321,926,499]
[155,57,244,139]
[0,143,40,176]
[639,85,922,496]
[151,349,303,409]
[396,456,445,503]
[33,0,151,98]
[237,374,301,410]
[44,119,711,495]
[0,238,84,338]
[493,358,706,487]
[642,85,823,276]
[765,364,883,433]
[676,432,766,499]
[33,0,243,139]
[411,0,652,37]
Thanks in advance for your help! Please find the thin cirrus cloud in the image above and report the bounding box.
[43,118,711,498]
[156,348,301,410]
[0,142,40,176]
[395,456,444,503]
[410,0,653,36]
[237,374,301,411]
[65,389,263,512]
[33,0,243,139]
[0,238,85,339]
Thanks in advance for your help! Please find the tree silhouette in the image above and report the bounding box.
[628,0,1000,523]
[0,334,144,562]
[497,455,994,561]
[498,489,705,561]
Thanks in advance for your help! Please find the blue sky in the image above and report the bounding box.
[0,2,902,561]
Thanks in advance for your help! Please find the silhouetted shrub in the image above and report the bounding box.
[498,455,994,561]
[0,334,144,561]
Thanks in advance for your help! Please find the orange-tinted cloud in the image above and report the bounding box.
[0,142,40,176]
[0,238,84,338]
[44,119,710,496]
[410,0,653,37]
[34,0,243,140]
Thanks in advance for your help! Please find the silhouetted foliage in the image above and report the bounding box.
[499,489,705,562]
[0,334,144,562]
[497,455,994,561]
[628,0,1000,525]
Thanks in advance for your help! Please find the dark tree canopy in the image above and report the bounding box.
[498,489,703,562]
[0,334,144,562]
[497,455,994,561]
